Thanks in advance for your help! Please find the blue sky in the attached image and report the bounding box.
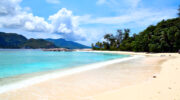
[0,0,179,45]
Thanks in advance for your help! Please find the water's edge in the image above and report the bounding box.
[0,55,144,94]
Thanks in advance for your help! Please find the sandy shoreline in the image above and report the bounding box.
[0,51,179,100]
[93,53,180,100]
[0,54,139,94]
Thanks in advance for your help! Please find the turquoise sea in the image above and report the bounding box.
[0,49,129,79]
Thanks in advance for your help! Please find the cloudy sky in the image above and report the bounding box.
[0,0,179,46]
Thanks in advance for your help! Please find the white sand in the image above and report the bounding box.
[0,51,179,100]
[93,52,180,100]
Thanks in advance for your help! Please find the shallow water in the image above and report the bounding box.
[0,49,129,79]
[0,56,165,100]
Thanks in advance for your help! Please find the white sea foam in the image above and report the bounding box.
[0,55,144,94]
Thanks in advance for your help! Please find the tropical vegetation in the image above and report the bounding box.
[92,7,180,52]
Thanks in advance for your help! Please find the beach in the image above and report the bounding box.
[94,52,180,100]
[0,51,179,100]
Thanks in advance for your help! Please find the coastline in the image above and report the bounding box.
[93,54,180,100]
[0,50,175,100]
[76,49,178,56]
[0,53,140,94]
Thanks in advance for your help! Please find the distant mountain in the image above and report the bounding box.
[0,32,89,49]
[46,38,90,49]
[23,39,57,49]
[0,32,56,49]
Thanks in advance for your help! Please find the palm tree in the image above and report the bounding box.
[124,29,130,40]
[116,29,123,44]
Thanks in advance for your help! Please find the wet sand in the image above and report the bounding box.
[0,54,168,100]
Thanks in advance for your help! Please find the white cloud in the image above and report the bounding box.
[0,0,86,41]
[75,8,177,46]
[48,8,73,33]
[24,22,34,31]
[0,0,22,17]
[79,8,176,26]
[75,28,106,46]
[0,0,53,32]
[126,0,141,8]
[96,0,106,5]
[0,0,177,46]
[48,8,86,40]
[57,24,72,33]
[0,12,53,32]
[96,0,141,8]
[46,0,60,4]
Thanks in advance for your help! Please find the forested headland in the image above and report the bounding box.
[92,7,180,53]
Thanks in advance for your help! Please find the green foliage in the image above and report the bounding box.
[92,17,180,52]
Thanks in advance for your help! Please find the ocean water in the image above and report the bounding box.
[0,49,129,79]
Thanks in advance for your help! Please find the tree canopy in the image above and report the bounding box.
[92,18,180,52]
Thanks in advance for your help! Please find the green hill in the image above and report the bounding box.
[0,32,56,49]
[0,32,89,49]
[0,32,27,48]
